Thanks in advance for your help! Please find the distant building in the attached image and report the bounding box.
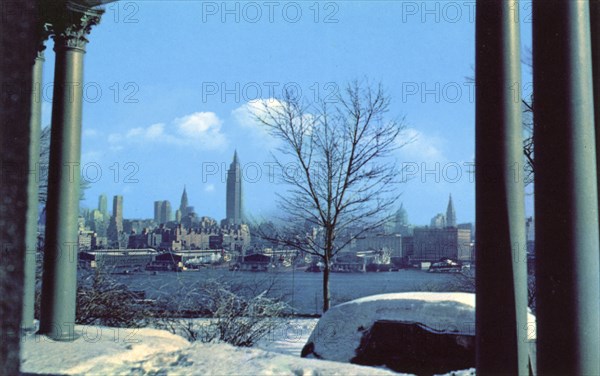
[237,253,271,272]
[446,194,457,227]
[98,194,108,220]
[332,253,367,273]
[78,229,96,251]
[402,236,414,260]
[430,213,446,229]
[160,200,172,224]
[107,195,123,248]
[180,185,189,217]
[154,201,162,223]
[123,219,153,235]
[457,223,474,242]
[393,203,413,236]
[353,233,403,258]
[127,219,251,254]
[153,200,173,225]
[79,249,158,271]
[226,150,243,225]
[526,216,535,254]
[87,208,107,237]
[412,227,472,263]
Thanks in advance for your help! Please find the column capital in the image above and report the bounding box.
[47,2,104,53]
[34,23,51,57]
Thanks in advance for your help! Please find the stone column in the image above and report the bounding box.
[533,1,600,374]
[22,48,45,332]
[0,1,40,372]
[475,2,528,374]
[39,2,103,341]
[592,1,600,216]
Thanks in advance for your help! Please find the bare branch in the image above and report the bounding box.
[252,81,409,311]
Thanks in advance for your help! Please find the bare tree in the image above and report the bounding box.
[254,81,408,312]
[522,98,534,185]
[38,125,51,204]
[38,125,90,204]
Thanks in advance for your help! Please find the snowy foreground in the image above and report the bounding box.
[20,324,401,375]
[20,293,502,375]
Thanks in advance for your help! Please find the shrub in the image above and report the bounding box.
[76,269,149,328]
[156,279,289,347]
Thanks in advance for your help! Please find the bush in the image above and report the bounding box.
[156,279,289,347]
[76,269,149,328]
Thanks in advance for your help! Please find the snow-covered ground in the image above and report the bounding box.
[20,326,190,375]
[20,293,522,375]
[20,320,477,375]
[20,324,402,375]
[254,318,318,356]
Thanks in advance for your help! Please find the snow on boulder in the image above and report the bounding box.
[301,292,536,375]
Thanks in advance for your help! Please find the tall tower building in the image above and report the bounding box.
[160,200,172,224]
[446,194,457,227]
[180,185,189,217]
[112,195,123,231]
[107,195,123,247]
[226,150,243,225]
[154,201,162,223]
[98,194,108,219]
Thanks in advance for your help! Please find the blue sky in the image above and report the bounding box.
[40,1,534,225]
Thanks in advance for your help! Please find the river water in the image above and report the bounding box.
[112,268,461,315]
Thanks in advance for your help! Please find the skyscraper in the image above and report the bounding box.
[180,185,189,217]
[107,195,123,248]
[154,201,162,223]
[446,194,457,227]
[160,200,172,224]
[98,194,108,219]
[226,150,243,225]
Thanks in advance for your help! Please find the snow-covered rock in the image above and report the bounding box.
[301,292,536,375]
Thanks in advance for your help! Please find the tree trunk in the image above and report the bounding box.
[322,260,330,312]
[323,225,333,312]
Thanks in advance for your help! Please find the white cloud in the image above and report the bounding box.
[232,99,317,148]
[398,128,446,163]
[173,112,226,149]
[108,112,227,151]
[232,99,283,148]
[128,123,164,139]
[204,184,215,193]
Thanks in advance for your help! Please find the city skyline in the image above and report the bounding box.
[90,189,468,228]
[40,2,535,224]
